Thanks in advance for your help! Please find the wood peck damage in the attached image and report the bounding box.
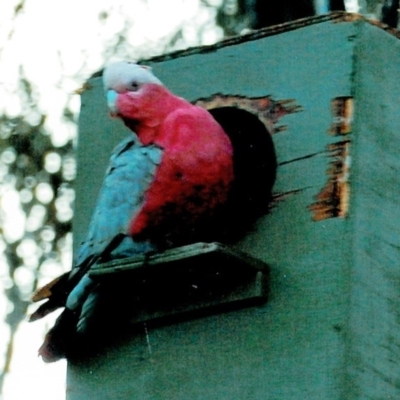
[195,93,352,222]
[310,140,351,221]
[195,93,301,134]
[310,97,353,221]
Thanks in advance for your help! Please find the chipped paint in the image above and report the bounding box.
[195,93,301,134]
[330,97,354,135]
[310,140,351,221]
[311,96,353,221]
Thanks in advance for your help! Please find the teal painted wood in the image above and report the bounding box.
[68,14,400,400]
[344,21,400,399]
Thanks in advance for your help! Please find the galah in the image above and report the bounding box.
[30,61,234,362]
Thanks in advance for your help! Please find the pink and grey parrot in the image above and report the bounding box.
[30,62,234,362]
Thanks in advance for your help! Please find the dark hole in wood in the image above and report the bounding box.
[209,107,277,241]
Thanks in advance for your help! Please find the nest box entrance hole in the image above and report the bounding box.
[208,107,277,241]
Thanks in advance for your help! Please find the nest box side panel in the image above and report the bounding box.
[345,22,400,399]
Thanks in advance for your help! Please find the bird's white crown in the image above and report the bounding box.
[103,61,163,92]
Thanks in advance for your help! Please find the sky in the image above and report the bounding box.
[0,0,363,399]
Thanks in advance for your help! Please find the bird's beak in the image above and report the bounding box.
[106,90,118,117]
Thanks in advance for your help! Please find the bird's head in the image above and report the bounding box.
[102,61,164,119]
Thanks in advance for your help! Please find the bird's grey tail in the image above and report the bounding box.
[36,234,129,362]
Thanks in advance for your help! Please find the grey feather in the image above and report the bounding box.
[65,135,163,320]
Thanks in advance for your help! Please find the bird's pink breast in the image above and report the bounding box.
[128,106,234,240]
[114,85,234,240]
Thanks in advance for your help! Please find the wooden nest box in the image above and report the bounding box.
[69,13,400,400]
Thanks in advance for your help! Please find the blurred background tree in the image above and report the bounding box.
[0,0,396,399]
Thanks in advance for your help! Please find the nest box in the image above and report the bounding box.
[69,13,400,400]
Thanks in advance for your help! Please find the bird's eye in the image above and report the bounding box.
[130,82,139,90]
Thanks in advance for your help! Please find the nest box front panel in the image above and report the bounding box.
[71,17,361,400]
